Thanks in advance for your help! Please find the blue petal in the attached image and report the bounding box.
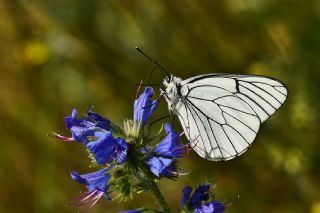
[194,201,225,213]
[134,87,158,126]
[65,109,92,129]
[69,126,95,143]
[161,163,177,177]
[64,109,79,129]
[189,183,211,208]
[115,137,128,163]
[181,183,225,213]
[70,168,110,193]
[194,204,214,213]
[147,157,173,177]
[210,201,225,213]
[86,132,116,164]
[86,131,128,165]
[88,109,111,130]
[181,186,193,208]
[154,123,182,158]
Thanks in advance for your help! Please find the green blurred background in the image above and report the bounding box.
[1,0,320,212]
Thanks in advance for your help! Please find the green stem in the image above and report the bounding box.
[138,167,172,213]
[148,179,171,213]
[127,144,172,212]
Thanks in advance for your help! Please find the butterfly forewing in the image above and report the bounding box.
[232,75,288,122]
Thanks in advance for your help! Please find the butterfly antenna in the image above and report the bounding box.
[148,66,163,84]
[136,47,170,78]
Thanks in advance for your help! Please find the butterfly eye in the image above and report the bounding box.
[165,76,171,83]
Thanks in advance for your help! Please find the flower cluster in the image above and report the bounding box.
[53,86,228,212]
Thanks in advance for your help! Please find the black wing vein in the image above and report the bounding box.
[186,99,239,158]
[187,101,236,159]
[239,84,277,110]
[184,103,210,157]
[187,103,220,159]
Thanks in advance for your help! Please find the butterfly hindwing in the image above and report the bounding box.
[173,74,288,161]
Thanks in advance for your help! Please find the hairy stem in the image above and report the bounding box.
[138,166,172,213]
[148,178,171,213]
[128,144,172,212]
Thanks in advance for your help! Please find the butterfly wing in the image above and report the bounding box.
[174,74,288,161]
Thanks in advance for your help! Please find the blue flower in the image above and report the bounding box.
[146,123,183,177]
[54,109,127,165]
[70,169,111,209]
[55,109,111,143]
[181,183,225,213]
[189,183,210,208]
[86,131,128,165]
[134,87,158,126]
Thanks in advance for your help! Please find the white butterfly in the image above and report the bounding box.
[162,73,288,161]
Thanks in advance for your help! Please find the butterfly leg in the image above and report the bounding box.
[171,113,176,127]
[147,114,171,133]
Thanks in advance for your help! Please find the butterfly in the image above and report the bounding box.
[162,73,288,161]
[136,47,288,161]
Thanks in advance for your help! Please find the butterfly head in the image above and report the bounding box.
[164,75,181,86]
[162,75,182,106]
[163,74,181,86]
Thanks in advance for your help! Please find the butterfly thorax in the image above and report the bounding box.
[163,76,183,111]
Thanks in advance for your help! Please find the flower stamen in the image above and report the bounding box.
[48,133,74,142]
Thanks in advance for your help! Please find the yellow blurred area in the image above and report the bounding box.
[312,202,320,213]
[15,40,49,65]
[0,0,319,213]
